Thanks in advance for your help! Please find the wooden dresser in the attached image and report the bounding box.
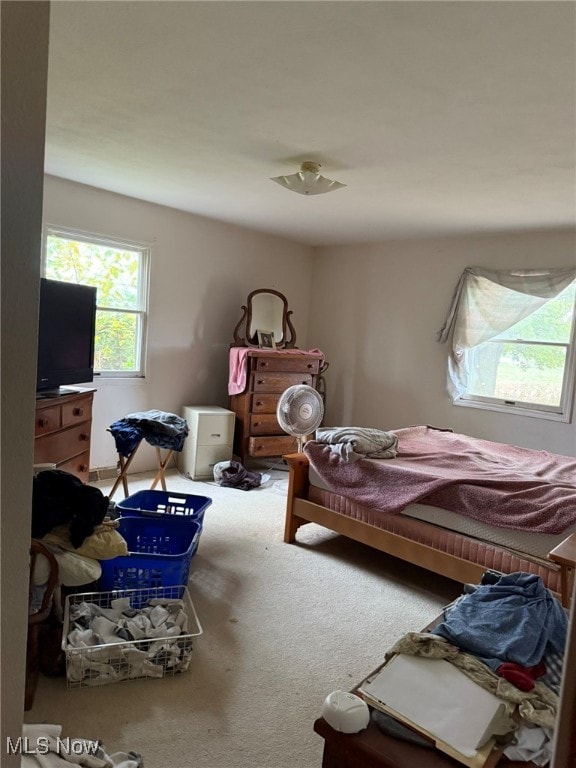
[34,389,95,483]
[229,349,323,465]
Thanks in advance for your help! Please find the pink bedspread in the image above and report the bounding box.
[304,426,576,534]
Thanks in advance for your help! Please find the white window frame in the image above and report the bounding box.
[453,285,576,423]
[437,267,576,423]
[42,225,150,379]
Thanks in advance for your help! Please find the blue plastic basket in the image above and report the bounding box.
[99,516,202,592]
[116,490,212,524]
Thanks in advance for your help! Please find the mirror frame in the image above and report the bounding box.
[232,288,297,349]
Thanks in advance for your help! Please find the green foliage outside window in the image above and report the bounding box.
[501,283,576,371]
[45,235,145,373]
[468,282,576,408]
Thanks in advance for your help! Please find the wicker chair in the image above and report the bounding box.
[26,539,59,710]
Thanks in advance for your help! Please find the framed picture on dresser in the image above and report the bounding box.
[256,330,275,349]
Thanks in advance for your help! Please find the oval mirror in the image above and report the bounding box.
[232,288,297,348]
[249,292,285,343]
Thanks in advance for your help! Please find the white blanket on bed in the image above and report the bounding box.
[315,426,398,462]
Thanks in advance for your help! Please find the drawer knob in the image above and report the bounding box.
[79,433,90,442]
[257,379,265,385]
[255,400,263,407]
[73,407,84,417]
[38,418,49,428]
[80,464,88,473]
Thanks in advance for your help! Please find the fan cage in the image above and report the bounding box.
[276,385,324,452]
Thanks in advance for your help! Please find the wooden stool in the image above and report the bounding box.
[109,441,176,499]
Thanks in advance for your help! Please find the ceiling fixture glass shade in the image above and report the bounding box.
[270,162,346,195]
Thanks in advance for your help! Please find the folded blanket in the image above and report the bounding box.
[315,426,398,462]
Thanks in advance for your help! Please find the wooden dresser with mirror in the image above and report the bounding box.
[229,289,326,465]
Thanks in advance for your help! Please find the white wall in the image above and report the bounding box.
[43,176,314,472]
[309,230,576,457]
[1,1,50,760]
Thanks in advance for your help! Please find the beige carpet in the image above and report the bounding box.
[26,468,460,768]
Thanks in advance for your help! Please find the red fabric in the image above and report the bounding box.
[497,661,547,691]
[304,426,576,534]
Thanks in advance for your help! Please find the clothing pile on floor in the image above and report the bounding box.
[65,594,193,686]
[21,723,143,767]
[385,572,567,766]
[213,460,262,490]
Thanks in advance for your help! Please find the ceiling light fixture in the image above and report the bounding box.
[270,161,346,196]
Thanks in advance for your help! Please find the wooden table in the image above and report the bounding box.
[314,706,535,768]
[314,610,538,768]
[549,533,576,608]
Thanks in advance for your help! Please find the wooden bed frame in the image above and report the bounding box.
[283,455,576,768]
[282,453,565,596]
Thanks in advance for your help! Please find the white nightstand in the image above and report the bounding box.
[178,406,236,480]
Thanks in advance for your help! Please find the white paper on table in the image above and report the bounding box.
[359,654,506,758]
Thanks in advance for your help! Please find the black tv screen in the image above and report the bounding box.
[36,278,97,393]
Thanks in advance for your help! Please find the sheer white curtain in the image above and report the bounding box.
[437,267,576,399]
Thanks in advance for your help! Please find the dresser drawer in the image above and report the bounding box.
[249,413,284,435]
[253,356,321,374]
[57,452,91,484]
[34,423,91,464]
[62,396,93,427]
[248,435,298,457]
[34,390,94,482]
[252,372,314,393]
[35,405,61,436]
[251,394,281,413]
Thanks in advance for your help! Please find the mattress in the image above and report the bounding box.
[306,483,563,593]
[308,466,575,563]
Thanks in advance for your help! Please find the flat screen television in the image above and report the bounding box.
[36,277,97,395]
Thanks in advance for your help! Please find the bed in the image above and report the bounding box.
[283,426,576,599]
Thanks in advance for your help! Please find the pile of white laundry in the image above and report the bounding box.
[65,594,194,686]
[19,724,142,768]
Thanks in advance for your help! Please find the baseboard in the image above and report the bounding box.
[89,466,118,483]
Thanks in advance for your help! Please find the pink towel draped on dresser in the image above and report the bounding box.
[228,347,324,395]
[228,347,250,395]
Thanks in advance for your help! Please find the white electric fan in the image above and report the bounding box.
[276,384,324,452]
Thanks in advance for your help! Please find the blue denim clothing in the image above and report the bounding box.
[433,572,568,670]
[109,410,189,456]
[108,421,142,456]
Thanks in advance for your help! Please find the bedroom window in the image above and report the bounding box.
[43,227,150,378]
[437,267,576,421]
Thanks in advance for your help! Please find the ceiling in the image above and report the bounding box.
[45,1,575,247]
